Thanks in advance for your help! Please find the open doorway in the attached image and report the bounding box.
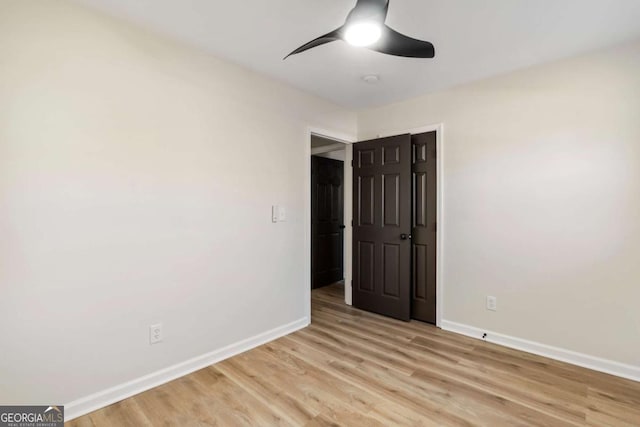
[304,129,355,321]
[311,136,347,294]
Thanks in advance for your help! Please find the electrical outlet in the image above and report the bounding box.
[486,296,497,311]
[149,323,163,345]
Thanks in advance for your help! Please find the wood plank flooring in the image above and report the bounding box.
[67,283,640,426]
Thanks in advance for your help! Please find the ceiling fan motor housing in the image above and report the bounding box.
[345,0,389,26]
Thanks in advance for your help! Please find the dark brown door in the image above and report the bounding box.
[353,134,412,321]
[311,156,344,289]
[411,132,437,324]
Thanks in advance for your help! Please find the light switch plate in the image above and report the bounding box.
[272,205,279,223]
[278,206,287,222]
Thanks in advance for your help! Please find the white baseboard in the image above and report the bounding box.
[64,317,310,422]
[441,320,640,383]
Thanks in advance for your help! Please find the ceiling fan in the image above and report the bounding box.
[284,0,435,59]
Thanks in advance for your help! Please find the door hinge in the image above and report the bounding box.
[351,219,354,226]
[434,222,437,232]
[351,160,354,167]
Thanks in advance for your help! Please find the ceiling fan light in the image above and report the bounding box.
[344,22,382,47]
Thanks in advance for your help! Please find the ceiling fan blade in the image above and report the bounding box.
[368,25,435,58]
[284,28,343,59]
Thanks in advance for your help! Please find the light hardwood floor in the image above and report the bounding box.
[67,283,640,426]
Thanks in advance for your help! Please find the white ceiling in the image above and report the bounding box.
[76,0,640,108]
[311,135,342,149]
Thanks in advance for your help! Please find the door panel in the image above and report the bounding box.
[358,175,375,226]
[311,156,344,289]
[358,241,375,292]
[383,174,400,226]
[411,132,437,324]
[382,244,400,297]
[358,149,376,167]
[413,245,427,299]
[353,134,412,321]
[383,145,401,165]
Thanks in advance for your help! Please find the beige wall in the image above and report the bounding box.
[0,0,355,406]
[359,41,640,368]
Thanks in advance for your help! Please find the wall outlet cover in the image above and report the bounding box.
[149,323,163,344]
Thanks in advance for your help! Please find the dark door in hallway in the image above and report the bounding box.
[311,156,344,289]
[411,132,437,324]
[352,134,412,321]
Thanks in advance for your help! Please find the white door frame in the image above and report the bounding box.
[305,127,357,320]
[376,124,445,327]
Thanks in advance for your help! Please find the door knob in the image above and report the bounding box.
[339,225,346,229]
[400,234,411,240]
